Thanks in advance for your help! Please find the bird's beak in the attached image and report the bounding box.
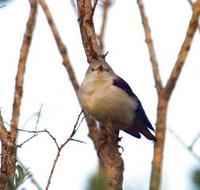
[97,65,104,72]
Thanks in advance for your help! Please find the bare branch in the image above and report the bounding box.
[17,128,59,149]
[45,110,84,190]
[149,1,200,189]
[34,103,43,131]
[187,0,200,35]
[77,0,103,63]
[0,2,38,189]
[189,132,200,149]
[188,0,194,6]
[10,0,38,141]
[137,0,163,94]
[39,0,80,94]
[165,0,200,100]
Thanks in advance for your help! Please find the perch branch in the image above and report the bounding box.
[77,1,124,189]
[77,0,103,63]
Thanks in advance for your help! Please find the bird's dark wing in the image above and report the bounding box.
[135,104,155,131]
[113,76,138,98]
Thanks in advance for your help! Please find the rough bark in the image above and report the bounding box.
[76,1,124,189]
[0,1,37,189]
[149,0,200,189]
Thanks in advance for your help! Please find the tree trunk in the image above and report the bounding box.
[150,96,168,190]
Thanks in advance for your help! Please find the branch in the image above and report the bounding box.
[10,0,38,141]
[187,0,200,35]
[137,0,163,94]
[45,110,84,190]
[76,1,124,189]
[77,0,103,63]
[0,1,38,189]
[189,132,200,149]
[188,0,194,6]
[17,128,59,149]
[38,0,79,94]
[165,0,200,99]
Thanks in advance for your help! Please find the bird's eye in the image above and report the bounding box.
[91,68,95,72]
[106,68,109,72]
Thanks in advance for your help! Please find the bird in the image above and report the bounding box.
[78,61,157,142]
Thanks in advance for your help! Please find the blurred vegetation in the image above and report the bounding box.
[192,167,200,189]
[2,163,31,190]
[87,170,108,190]
[0,0,15,7]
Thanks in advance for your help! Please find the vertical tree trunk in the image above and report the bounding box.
[0,135,17,190]
[97,128,124,190]
[0,1,37,189]
[76,1,124,189]
[150,97,168,190]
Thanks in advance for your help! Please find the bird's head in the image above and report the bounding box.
[85,62,115,81]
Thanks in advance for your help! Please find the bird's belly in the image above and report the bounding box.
[81,87,136,128]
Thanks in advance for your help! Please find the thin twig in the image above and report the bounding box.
[168,128,200,162]
[189,132,200,149]
[137,0,163,94]
[10,0,38,141]
[34,103,43,131]
[17,128,59,149]
[17,134,38,148]
[45,110,84,190]
[188,0,194,6]
[38,0,79,94]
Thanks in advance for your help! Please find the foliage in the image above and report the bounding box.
[192,167,200,189]
[87,171,108,190]
[2,163,31,190]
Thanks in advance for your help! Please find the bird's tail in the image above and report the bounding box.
[123,119,157,142]
[136,125,157,142]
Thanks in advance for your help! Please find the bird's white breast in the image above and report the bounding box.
[78,76,138,128]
